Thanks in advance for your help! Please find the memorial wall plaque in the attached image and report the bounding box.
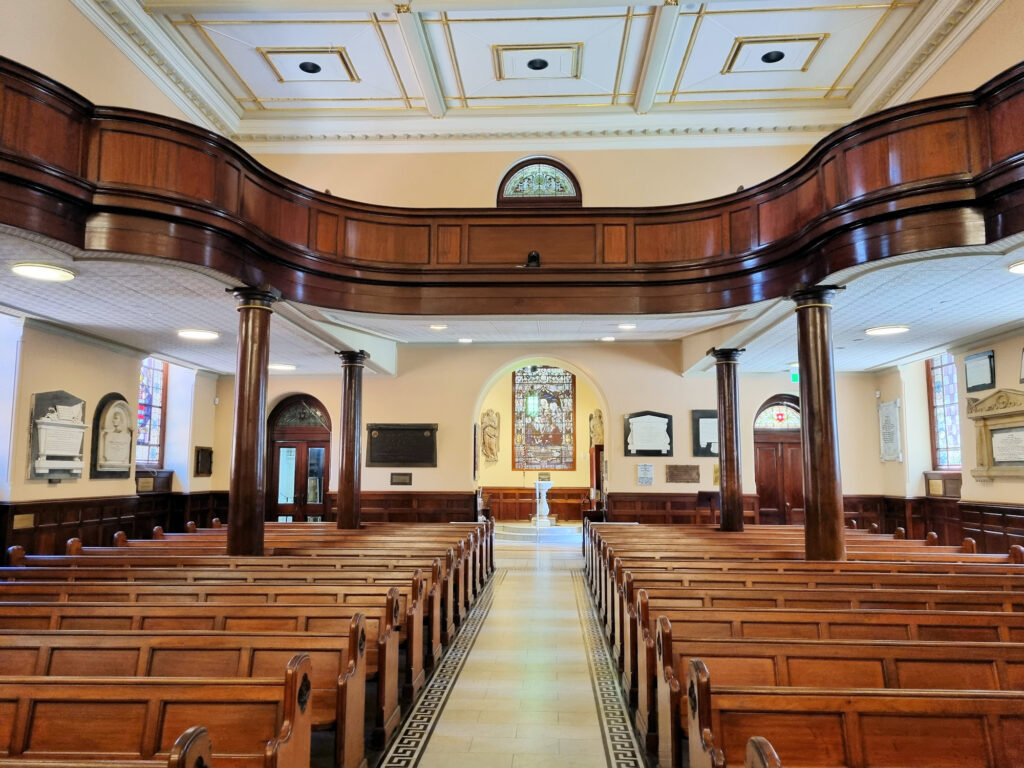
[367,423,438,467]
[31,390,88,480]
[624,411,673,456]
[992,426,1024,464]
[390,472,413,486]
[91,392,134,479]
[691,410,718,457]
[666,465,700,483]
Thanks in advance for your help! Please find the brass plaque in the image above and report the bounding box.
[928,478,944,496]
[12,513,35,530]
[138,477,154,492]
[666,465,700,483]
[713,463,720,485]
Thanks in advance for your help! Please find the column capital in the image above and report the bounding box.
[708,347,745,363]
[336,350,369,366]
[229,285,281,311]
[790,284,844,308]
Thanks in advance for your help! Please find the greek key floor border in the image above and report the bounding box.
[572,570,649,768]
[377,569,504,768]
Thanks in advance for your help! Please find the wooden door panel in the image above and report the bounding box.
[782,442,805,524]
[754,444,782,519]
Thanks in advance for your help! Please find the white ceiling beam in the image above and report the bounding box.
[633,1,680,115]
[394,5,447,119]
[141,0,632,11]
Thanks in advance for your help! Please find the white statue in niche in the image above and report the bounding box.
[98,400,134,471]
[589,409,604,446]
[481,409,499,463]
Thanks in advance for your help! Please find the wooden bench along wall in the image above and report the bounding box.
[0,628,367,768]
[0,654,312,768]
[0,600,401,747]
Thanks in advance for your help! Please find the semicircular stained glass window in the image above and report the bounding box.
[754,404,801,430]
[503,163,577,198]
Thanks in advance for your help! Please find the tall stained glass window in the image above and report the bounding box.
[927,353,961,469]
[136,357,168,467]
[513,365,575,470]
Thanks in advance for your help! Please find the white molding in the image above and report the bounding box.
[395,9,447,118]
[876,0,1002,110]
[634,3,680,115]
[70,0,241,133]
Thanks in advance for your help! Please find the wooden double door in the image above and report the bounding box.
[754,430,804,525]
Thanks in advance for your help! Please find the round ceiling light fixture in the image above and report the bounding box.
[11,262,76,282]
[429,323,448,330]
[1009,260,1024,274]
[268,363,297,371]
[527,58,549,71]
[865,325,910,336]
[299,61,322,74]
[177,329,220,341]
[761,50,785,64]
[600,336,616,342]
[458,338,473,344]
[617,323,637,330]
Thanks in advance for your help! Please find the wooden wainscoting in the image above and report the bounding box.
[358,491,477,524]
[960,502,1024,553]
[482,487,590,522]
[606,493,760,525]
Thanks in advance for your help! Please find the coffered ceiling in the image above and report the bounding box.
[73,0,997,149]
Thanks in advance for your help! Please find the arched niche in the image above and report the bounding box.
[474,355,608,521]
[266,394,332,522]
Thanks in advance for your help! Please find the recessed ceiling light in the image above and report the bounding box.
[865,325,909,336]
[788,362,799,367]
[177,329,220,341]
[458,338,473,344]
[600,336,616,342]
[527,58,549,71]
[11,262,76,282]
[761,50,785,64]
[298,61,322,74]
[429,323,448,330]
[617,323,637,330]
[268,363,296,371]
[1009,260,1024,274]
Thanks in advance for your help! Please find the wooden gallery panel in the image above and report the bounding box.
[758,176,822,245]
[98,129,217,203]
[466,224,597,264]
[343,218,430,264]
[0,84,85,175]
[240,177,309,247]
[634,216,723,263]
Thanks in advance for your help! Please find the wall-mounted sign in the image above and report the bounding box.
[625,411,673,456]
[878,399,902,462]
[390,472,413,486]
[636,463,654,486]
[691,410,718,457]
[367,423,437,467]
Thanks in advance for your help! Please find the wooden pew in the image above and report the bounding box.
[0,654,312,768]
[1,725,213,768]
[0,600,401,746]
[655,632,1024,768]
[0,576,442,673]
[683,658,1024,768]
[0,627,367,768]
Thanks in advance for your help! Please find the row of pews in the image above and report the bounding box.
[583,521,1024,768]
[1,519,494,768]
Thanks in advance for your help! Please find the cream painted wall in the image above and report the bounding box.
[210,343,915,500]
[957,331,1024,504]
[912,1,1024,101]
[189,372,220,494]
[899,362,933,498]
[9,324,143,502]
[252,145,812,209]
[0,0,188,121]
[475,359,600,490]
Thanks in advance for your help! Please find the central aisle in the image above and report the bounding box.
[379,540,646,768]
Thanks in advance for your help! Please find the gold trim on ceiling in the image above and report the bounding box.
[825,0,897,98]
[171,17,383,25]
[440,12,468,108]
[611,7,634,102]
[423,13,647,24]
[257,46,360,83]
[191,14,264,110]
[702,2,917,13]
[671,2,705,102]
[721,34,830,75]
[492,43,584,81]
[370,11,413,109]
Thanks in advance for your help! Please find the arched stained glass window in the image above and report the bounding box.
[497,158,582,207]
[754,404,801,430]
[513,365,576,470]
[136,356,167,466]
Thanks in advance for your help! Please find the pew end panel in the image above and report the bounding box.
[167,725,213,768]
[6,546,25,567]
[685,659,724,768]
[338,615,369,768]
[656,616,685,768]
[264,653,313,768]
[373,588,403,748]
[403,570,426,701]
[744,737,782,768]
[634,587,658,752]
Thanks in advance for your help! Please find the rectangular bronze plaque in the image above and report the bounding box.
[390,472,413,486]
[367,424,437,467]
[12,513,34,530]
[666,465,700,483]
[137,477,154,492]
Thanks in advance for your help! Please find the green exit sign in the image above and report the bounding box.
[790,369,800,383]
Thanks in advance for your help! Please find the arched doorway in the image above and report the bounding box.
[753,395,804,525]
[267,394,332,522]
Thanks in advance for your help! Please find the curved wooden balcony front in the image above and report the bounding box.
[0,56,1022,315]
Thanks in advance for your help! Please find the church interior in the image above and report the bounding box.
[1,1,1023,767]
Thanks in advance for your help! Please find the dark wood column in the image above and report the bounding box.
[710,347,744,532]
[791,286,846,561]
[337,350,369,529]
[227,286,280,556]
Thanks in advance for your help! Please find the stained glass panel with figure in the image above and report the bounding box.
[513,366,575,470]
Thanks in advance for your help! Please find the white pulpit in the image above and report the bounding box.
[534,480,553,527]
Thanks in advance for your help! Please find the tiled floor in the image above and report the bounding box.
[379,539,646,768]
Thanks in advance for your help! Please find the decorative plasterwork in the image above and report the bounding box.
[966,389,1024,481]
[65,0,999,149]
